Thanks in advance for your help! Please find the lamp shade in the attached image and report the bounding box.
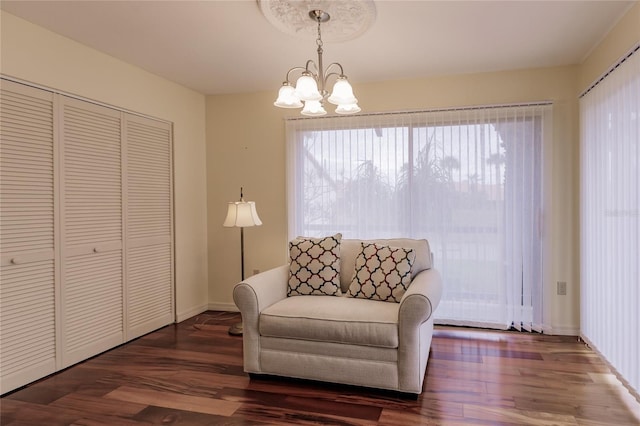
[295,73,322,101]
[335,102,361,114]
[223,201,262,228]
[327,77,357,105]
[301,100,327,116]
[274,83,303,108]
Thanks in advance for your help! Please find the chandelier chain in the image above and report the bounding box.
[316,18,323,48]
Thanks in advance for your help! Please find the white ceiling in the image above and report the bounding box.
[1,0,635,95]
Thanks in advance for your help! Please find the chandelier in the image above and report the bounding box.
[273,9,361,116]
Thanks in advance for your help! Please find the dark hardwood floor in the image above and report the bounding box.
[2,311,639,425]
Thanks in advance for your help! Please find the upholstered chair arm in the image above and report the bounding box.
[233,264,289,314]
[233,264,289,373]
[397,268,443,393]
[399,268,443,323]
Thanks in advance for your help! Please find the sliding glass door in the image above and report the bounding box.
[287,104,551,330]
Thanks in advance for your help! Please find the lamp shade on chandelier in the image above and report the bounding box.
[274,10,361,116]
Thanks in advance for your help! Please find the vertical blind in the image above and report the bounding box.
[286,104,551,330]
[580,46,639,396]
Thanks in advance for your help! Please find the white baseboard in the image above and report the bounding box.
[175,303,208,323]
[549,325,580,336]
[208,302,238,312]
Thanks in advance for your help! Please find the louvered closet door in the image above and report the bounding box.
[0,80,56,394]
[60,96,123,367]
[124,114,173,340]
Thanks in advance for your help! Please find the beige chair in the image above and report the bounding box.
[233,238,443,395]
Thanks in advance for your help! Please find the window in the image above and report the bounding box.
[580,46,639,395]
[287,104,551,330]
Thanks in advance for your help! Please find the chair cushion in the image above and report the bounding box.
[340,238,431,293]
[288,234,342,296]
[259,295,399,348]
[347,242,415,303]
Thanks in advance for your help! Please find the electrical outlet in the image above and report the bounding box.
[557,281,567,296]
[253,269,260,276]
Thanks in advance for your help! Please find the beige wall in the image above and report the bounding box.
[579,2,640,94]
[0,11,209,321]
[206,92,289,310]
[206,66,582,334]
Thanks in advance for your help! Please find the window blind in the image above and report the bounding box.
[286,103,551,331]
[580,45,639,397]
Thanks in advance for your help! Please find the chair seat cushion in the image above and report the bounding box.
[259,295,399,348]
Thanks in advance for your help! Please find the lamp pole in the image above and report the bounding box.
[240,226,245,281]
[223,187,262,335]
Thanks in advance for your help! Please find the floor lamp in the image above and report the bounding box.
[223,187,262,335]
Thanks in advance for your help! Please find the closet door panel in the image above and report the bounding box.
[0,80,56,394]
[126,242,172,338]
[124,114,173,340]
[62,250,122,365]
[60,96,123,367]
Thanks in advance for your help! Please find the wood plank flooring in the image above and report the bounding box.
[2,311,639,425]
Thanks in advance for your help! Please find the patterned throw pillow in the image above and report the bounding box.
[347,242,415,303]
[288,234,342,296]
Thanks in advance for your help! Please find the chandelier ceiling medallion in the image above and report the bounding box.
[260,1,376,116]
